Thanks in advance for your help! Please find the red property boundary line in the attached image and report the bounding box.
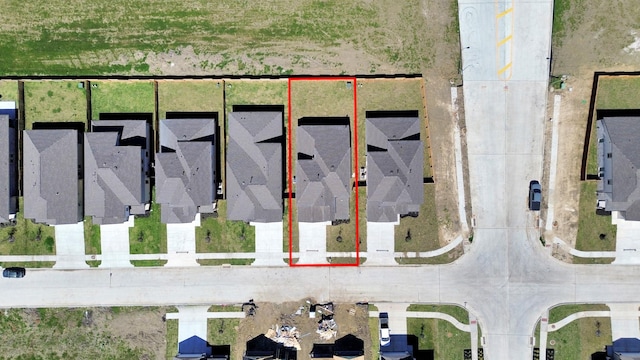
[287,77,360,267]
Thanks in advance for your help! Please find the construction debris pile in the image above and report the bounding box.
[266,325,302,350]
[314,303,337,340]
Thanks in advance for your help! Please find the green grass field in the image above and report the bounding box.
[196,201,255,254]
[24,80,87,129]
[130,194,167,266]
[395,184,440,254]
[547,304,611,360]
[0,81,19,103]
[157,80,224,119]
[0,199,56,262]
[91,80,155,120]
[574,182,615,264]
[166,319,178,359]
[408,316,471,360]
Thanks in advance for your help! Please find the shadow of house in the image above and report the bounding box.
[606,337,640,360]
[175,335,229,360]
[311,334,365,360]
[243,334,297,360]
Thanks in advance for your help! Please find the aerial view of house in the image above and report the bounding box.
[84,120,151,224]
[296,117,351,223]
[155,118,217,224]
[366,111,423,223]
[226,110,283,223]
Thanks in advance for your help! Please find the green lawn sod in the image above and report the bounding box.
[0,198,56,263]
[547,304,611,359]
[23,80,87,129]
[196,201,255,254]
[395,184,440,253]
[91,80,155,120]
[574,182,615,264]
[408,316,471,360]
[84,216,101,267]
[129,194,167,267]
[157,80,224,119]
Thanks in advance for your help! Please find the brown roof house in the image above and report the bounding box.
[596,112,640,221]
[296,117,351,223]
[0,111,18,224]
[155,118,217,224]
[84,120,151,224]
[366,112,423,222]
[227,111,283,223]
[23,129,83,225]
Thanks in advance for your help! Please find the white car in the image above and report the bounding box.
[379,312,390,347]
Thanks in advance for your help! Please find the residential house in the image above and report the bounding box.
[596,113,640,220]
[243,334,297,360]
[175,335,229,360]
[227,111,283,223]
[156,118,216,223]
[379,335,415,360]
[296,117,351,223]
[606,338,640,360]
[310,334,364,360]
[84,120,151,224]
[0,113,18,224]
[23,129,83,225]
[366,112,423,222]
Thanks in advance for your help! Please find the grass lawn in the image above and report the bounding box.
[369,315,380,360]
[0,198,56,262]
[91,80,155,120]
[157,80,224,119]
[574,182,615,263]
[395,184,439,253]
[198,259,254,266]
[406,304,469,324]
[0,80,19,103]
[208,318,240,355]
[551,0,586,46]
[408,317,471,360]
[130,193,167,266]
[356,78,430,178]
[84,216,101,267]
[396,244,465,265]
[547,304,611,360]
[23,80,87,129]
[327,188,365,257]
[595,76,640,109]
[196,201,255,254]
[166,319,178,359]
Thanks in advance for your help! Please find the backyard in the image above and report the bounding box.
[23,80,87,129]
[90,80,155,120]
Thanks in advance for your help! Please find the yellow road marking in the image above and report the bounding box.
[497,35,512,47]
[496,7,513,18]
[498,62,512,75]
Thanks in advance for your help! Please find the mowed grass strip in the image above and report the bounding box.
[91,80,155,120]
[574,182,615,263]
[23,80,87,129]
[83,216,101,267]
[547,304,611,359]
[196,201,255,255]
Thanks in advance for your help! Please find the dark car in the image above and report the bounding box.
[529,180,542,211]
[3,267,25,278]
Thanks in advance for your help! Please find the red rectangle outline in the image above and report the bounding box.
[287,77,359,267]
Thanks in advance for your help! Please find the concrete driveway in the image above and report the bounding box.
[53,222,88,269]
[298,222,329,264]
[252,222,286,266]
[99,216,134,268]
[612,212,640,265]
[166,214,199,267]
[364,222,397,266]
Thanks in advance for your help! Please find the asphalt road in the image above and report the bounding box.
[0,1,632,359]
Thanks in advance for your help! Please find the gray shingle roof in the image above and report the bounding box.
[296,118,351,222]
[23,129,82,225]
[0,115,17,224]
[227,111,283,223]
[597,116,640,220]
[156,118,216,224]
[366,116,423,222]
[84,123,148,225]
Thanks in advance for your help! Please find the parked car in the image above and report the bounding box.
[529,180,542,211]
[379,312,391,347]
[2,267,25,278]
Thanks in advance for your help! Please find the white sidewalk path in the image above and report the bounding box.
[99,216,134,268]
[53,222,88,269]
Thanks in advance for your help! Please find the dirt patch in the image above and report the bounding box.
[234,301,372,360]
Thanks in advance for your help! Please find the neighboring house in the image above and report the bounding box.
[0,114,18,224]
[23,129,83,225]
[379,335,415,360]
[227,111,283,223]
[84,120,151,224]
[296,117,351,223]
[596,114,640,220]
[156,118,216,223]
[606,338,640,360]
[310,334,364,360]
[243,334,297,360]
[366,112,423,222]
[175,335,229,360]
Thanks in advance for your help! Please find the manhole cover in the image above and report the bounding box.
[549,340,556,346]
